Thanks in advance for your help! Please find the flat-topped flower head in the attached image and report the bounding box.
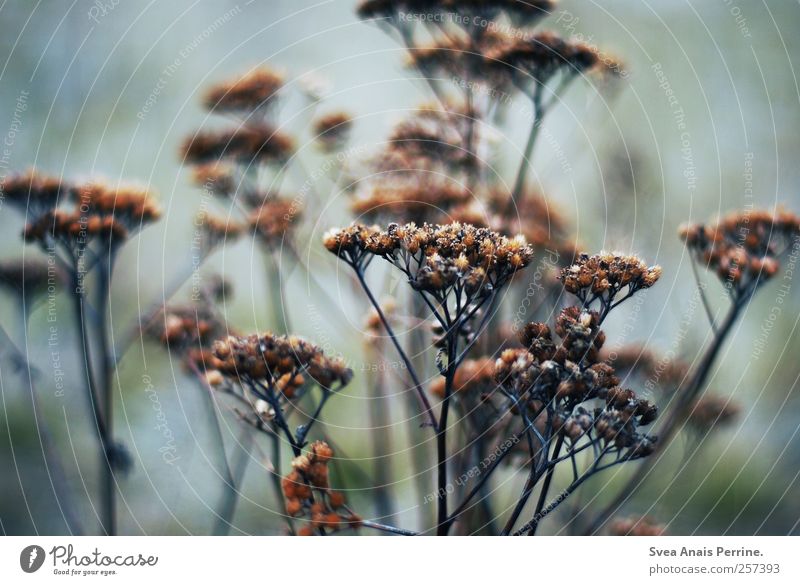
[191,163,237,198]
[196,213,243,254]
[73,182,162,229]
[312,111,353,152]
[204,67,284,115]
[248,197,300,246]
[560,252,661,306]
[24,209,129,246]
[687,395,740,433]
[181,124,294,166]
[326,221,533,297]
[487,30,609,90]
[679,208,800,295]
[212,332,353,390]
[0,169,69,217]
[495,307,657,458]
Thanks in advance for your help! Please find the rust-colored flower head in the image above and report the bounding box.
[312,111,353,152]
[326,221,534,298]
[496,309,657,459]
[602,343,689,394]
[248,197,300,246]
[204,67,284,115]
[687,394,740,433]
[429,356,495,398]
[196,212,243,254]
[212,332,352,391]
[73,182,162,230]
[282,441,361,534]
[0,169,69,217]
[679,208,800,297]
[191,163,237,198]
[609,516,665,536]
[350,183,472,225]
[154,304,228,354]
[181,124,294,166]
[560,252,661,306]
[487,30,608,91]
[23,209,129,247]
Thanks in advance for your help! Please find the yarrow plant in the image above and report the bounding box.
[2,0,799,539]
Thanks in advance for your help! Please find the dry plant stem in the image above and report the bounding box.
[70,276,115,536]
[188,361,240,536]
[264,248,288,334]
[353,267,437,429]
[367,342,397,524]
[436,338,457,535]
[269,430,295,535]
[407,293,435,529]
[526,436,565,536]
[516,448,614,536]
[501,434,558,536]
[4,318,83,535]
[511,89,544,204]
[583,299,744,534]
[689,256,718,334]
[445,420,537,524]
[361,519,417,536]
[214,427,253,536]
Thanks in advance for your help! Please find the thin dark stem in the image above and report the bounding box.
[689,255,718,334]
[361,519,417,536]
[511,90,544,203]
[583,299,743,534]
[436,339,457,535]
[353,267,437,430]
[526,435,565,536]
[71,278,115,536]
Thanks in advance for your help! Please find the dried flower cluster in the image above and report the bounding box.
[203,67,284,115]
[680,208,800,297]
[429,356,494,398]
[312,111,353,152]
[687,395,741,433]
[560,252,662,310]
[182,67,301,250]
[496,307,657,456]
[16,175,161,257]
[282,441,361,535]
[325,222,533,298]
[212,333,352,391]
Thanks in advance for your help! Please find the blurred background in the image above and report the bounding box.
[1,0,800,535]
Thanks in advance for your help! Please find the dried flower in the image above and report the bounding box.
[687,395,740,433]
[680,208,800,297]
[560,252,661,307]
[429,356,494,398]
[181,124,294,166]
[248,197,300,246]
[326,222,533,298]
[204,68,284,115]
[312,111,353,152]
[282,441,361,534]
[0,169,69,217]
[495,307,658,457]
[212,333,352,390]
